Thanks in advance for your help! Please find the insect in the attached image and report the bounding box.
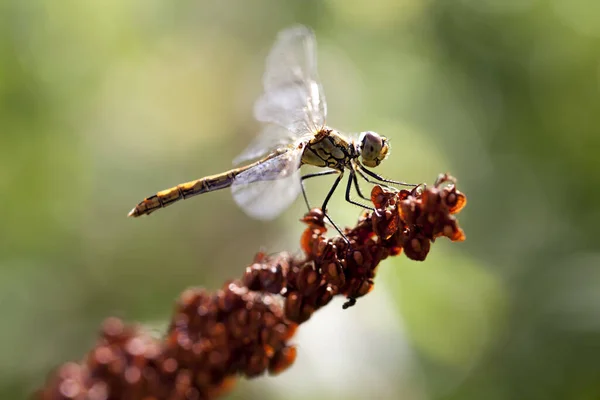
[128,25,415,235]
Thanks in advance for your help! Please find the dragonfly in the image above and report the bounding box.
[128,25,415,236]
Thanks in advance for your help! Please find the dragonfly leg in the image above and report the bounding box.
[351,171,371,201]
[300,169,339,211]
[345,172,374,211]
[355,167,396,191]
[320,170,343,212]
[357,164,418,187]
[317,170,352,245]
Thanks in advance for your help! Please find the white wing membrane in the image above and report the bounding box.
[253,25,327,134]
[231,146,304,220]
[233,124,297,166]
[231,25,327,220]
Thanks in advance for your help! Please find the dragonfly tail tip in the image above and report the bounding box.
[127,207,138,218]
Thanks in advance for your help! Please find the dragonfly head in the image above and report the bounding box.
[358,131,389,168]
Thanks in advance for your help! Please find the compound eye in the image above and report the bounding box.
[360,131,384,167]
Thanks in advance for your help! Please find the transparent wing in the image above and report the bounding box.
[231,145,304,220]
[233,124,298,166]
[253,25,327,134]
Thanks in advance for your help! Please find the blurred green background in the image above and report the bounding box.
[1,0,599,399]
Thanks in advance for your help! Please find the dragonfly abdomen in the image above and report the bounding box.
[128,171,238,217]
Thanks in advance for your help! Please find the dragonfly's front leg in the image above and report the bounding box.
[355,167,396,192]
[357,163,418,187]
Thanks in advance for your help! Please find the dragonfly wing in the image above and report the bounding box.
[231,145,304,220]
[254,25,327,134]
[233,124,297,166]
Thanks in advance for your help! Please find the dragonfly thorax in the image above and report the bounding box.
[358,131,389,168]
[302,128,358,170]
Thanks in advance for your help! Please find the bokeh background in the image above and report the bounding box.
[2,0,599,399]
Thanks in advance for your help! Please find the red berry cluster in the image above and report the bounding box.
[36,284,297,400]
[36,175,466,400]
[245,173,467,320]
[372,173,466,261]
